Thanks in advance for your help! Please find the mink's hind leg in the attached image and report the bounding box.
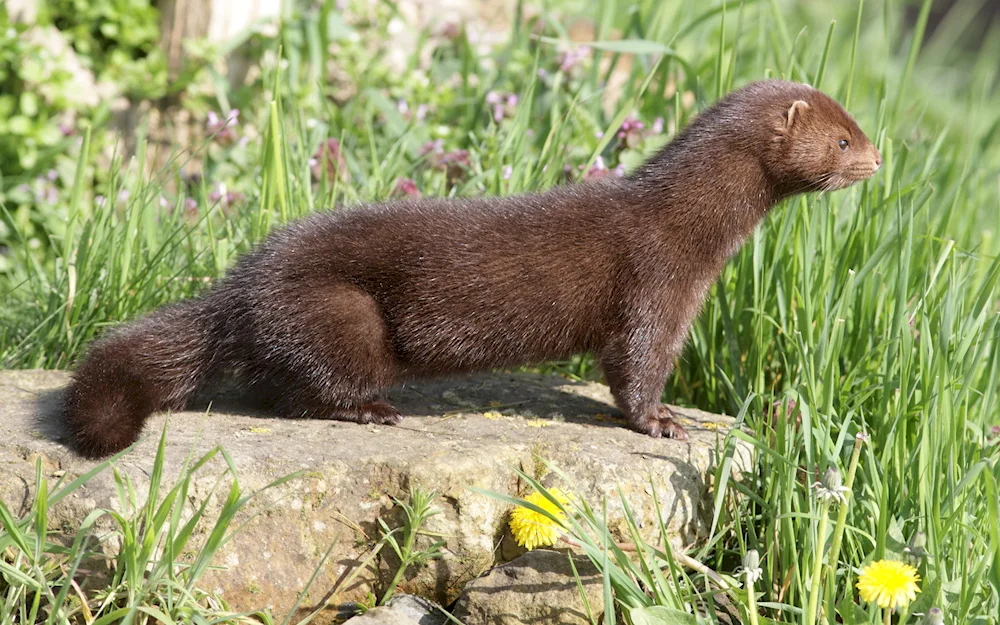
[250,283,403,425]
[601,337,689,441]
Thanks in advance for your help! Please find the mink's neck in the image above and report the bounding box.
[627,130,779,269]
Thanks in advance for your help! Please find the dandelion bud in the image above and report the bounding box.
[905,532,928,560]
[741,549,763,584]
[822,467,843,491]
[812,466,850,504]
[922,607,943,625]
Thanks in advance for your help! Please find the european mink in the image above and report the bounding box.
[64,80,881,458]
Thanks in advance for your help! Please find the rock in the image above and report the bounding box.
[0,370,748,622]
[336,594,448,625]
[454,550,604,625]
[385,594,448,625]
[341,606,420,625]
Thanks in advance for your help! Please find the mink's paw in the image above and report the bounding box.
[286,399,403,425]
[629,407,690,440]
[359,400,403,426]
[656,405,690,440]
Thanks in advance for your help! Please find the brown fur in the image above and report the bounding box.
[63,80,881,458]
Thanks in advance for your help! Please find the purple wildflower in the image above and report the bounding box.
[503,165,512,180]
[769,398,801,428]
[617,115,645,149]
[37,184,58,204]
[392,177,420,198]
[46,169,58,182]
[207,184,244,208]
[558,45,590,73]
[310,138,349,182]
[397,100,429,123]
[582,156,609,179]
[95,195,107,208]
[419,141,469,182]
[419,139,444,158]
[440,21,461,40]
[440,149,470,182]
[485,91,518,122]
[207,109,240,144]
[652,117,664,134]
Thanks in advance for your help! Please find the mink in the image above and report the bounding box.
[63,79,882,458]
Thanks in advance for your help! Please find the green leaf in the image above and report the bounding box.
[326,11,354,40]
[9,115,31,134]
[19,91,37,117]
[836,596,867,625]
[628,606,699,625]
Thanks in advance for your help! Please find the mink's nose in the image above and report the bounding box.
[873,148,882,169]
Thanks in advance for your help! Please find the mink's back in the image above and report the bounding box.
[214,180,653,372]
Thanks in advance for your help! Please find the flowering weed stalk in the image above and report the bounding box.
[804,472,835,625]
[742,549,763,625]
[804,432,866,625]
[376,488,444,606]
[824,433,867,613]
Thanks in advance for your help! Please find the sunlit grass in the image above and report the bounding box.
[1,0,999,622]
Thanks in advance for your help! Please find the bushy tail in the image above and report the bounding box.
[63,298,219,458]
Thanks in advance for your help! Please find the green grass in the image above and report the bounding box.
[2,0,1000,623]
[0,425,295,625]
[0,425,445,624]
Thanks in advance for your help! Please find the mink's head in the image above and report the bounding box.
[629,80,880,205]
[752,81,881,195]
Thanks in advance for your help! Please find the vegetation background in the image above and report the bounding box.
[0,0,998,623]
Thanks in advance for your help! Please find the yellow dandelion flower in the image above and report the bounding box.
[856,560,921,609]
[509,489,570,550]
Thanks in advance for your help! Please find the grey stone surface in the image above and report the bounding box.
[385,594,449,625]
[454,550,606,625]
[0,369,746,622]
[341,606,421,625]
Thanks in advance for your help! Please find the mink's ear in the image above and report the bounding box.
[779,100,810,133]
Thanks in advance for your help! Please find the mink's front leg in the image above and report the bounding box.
[600,326,690,440]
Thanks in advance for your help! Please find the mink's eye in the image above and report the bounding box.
[838,139,850,151]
